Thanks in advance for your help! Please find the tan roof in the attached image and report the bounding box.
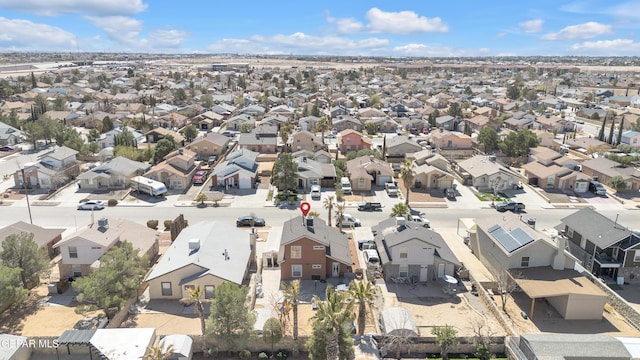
[0,221,64,248]
[515,267,606,298]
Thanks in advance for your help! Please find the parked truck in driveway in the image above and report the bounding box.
[495,200,525,212]
[358,202,382,211]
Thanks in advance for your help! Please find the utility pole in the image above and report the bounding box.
[20,168,33,224]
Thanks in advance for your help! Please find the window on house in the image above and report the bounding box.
[359,178,365,187]
[91,246,102,250]
[184,285,195,294]
[521,257,530,267]
[72,265,82,278]
[567,228,574,238]
[399,265,409,278]
[292,265,302,278]
[68,246,78,258]
[161,282,172,296]
[313,245,324,250]
[312,264,322,269]
[205,285,215,299]
[399,247,408,259]
[291,246,302,259]
[634,251,640,262]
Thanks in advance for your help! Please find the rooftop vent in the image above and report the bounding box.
[188,238,200,252]
[97,218,108,228]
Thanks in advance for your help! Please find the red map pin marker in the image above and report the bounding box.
[300,202,311,217]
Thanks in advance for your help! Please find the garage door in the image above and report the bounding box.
[240,176,251,189]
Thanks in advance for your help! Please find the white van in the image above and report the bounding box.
[341,177,352,194]
[341,213,361,227]
[310,185,321,200]
[363,249,380,268]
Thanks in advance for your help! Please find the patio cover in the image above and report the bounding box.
[380,307,419,337]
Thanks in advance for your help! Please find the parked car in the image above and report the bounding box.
[445,188,455,200]
[340,177,352,194]
[236,216,266,227]
[340,214,361,227]
[358,240,376,250]
[310,185,321,200]
[358,201,382,211]
[192,170,209,185]
[385,182,398,197]
[0,145,15,151]
[208,155,218,164]
[495,200,526,212]
[77,200,105,210]
[589,180,606,196]
[363,249,380,268]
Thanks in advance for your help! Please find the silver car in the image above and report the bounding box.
[77,200,105,210]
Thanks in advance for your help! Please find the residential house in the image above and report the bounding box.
[98,126,145,149]
[211,103,236,116]
[565,136,612,153]
[456,155,522,191]
[364,117,399,133]
[428,130,474,159]
[156,113,189,130]
[401,117,429,132]
[472,213,606,320]
[278,216,352,280]
[504,114,535,131]
[582,157,640,192]
[226,114,256,131]
[0,121,23,145]
[295,156,337,189]
[0,221,64,258]
[298,116,322,132]
[210,149,259,189]
[532,129,556,148]
[523,147,589,192]
[238,132,277,154]
[412,151,455,190]
[332,115,363,132]
[238,104,266,117]
[187,132,229,159]
[53,217,159,279]
[372,217,460,283]
[338,129,372,154]
[328,105,348,118]
[346,155,393,191]
[260,114,289,129]
[290,131,326,152]
[435,115,457,130]
[144,127,185,145]
[385,136,423,163]
[516,334,632,360]
[267,105,296,119]
[14,146,79,190]
[558,208,640,282]
[620,130,640,149]
[194,111,224,130]
[77,156,150,190]
[292,149,332,164]
[144,148,198,190]
[145,221,253,300]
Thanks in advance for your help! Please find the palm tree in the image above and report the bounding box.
[143,342,174,360]
[399,161,416,206]
[180,286,207,354]
[312,286,356,360]
[318,117,329,144]
[389,203,410,219]
[323,195,335,227]
[348,280,377,335]
[334,203,345,231]
[281,279,301,341]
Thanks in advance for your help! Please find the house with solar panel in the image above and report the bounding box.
[471,212,607,320]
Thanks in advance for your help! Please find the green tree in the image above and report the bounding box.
[618,116,625,147]
[200,94,214,109]
[307,286,355,360]
[182,124,198,142]
[609,175,626,192]
[195,193,207,206]
[499,128,538,157]
[281,279,301,341]
[364,122,376,134]
[53,96,67,111]
[464,86,473,95]
[478,127,499,153]
[240,122,252,133]
[262,317,283,354]
[30,72,37,89]
[143,343,173,360]
[323,195,334,227]
[73,241,148,318]
[399,161,415,206]
[181,286,208,354]
[389,203,410,219]
[369,94,381,109]
[447,102,462,118]
[272,153,298,191]
[102,116,114,132]
[173,88,187,104]
[506,85,520,100]
[0,264,29,310]
[432,325,459,360]
[1,232,50,289]
[114,128,136,147]
[311,104,321,117]
[207,282,256,355]
[22,121,44,150]
[154,136,177,164]
[348,280,376,335]
[591,112,601,121]
[317,117,329,144]
[335,203,345,231]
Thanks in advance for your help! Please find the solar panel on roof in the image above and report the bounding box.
[490,225,535,253]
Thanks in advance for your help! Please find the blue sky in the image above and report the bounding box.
[0,0,638,56]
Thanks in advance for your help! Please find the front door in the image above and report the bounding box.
[437,263,445,278]
[332,262,340,277]
[419,266,428,282]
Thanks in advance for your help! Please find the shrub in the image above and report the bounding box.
[258,352,269,359]
[79,198,89,203]
[239,350,251,360]
[276,349,290,359]
[146,220,159,229]
[107,199,118,206]
[163,220,172,230]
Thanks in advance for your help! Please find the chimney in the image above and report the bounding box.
[395,216,406,228]
[306,216,314,228]
[552,235,567,270]
[178,148,184,155]
[188,238,200,252]
[98,217,108,228]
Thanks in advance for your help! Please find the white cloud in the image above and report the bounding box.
[149,29,188,49]
[335,18,364,34]
[365,8,448,34]
[0,0,147,16]
[541,21,612,41]
[519,19,543,33]
[86,16,146,47]
[0,17,76,49]
[570,38,640,54]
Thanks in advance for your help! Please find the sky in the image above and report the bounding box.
[0,0,638,56]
